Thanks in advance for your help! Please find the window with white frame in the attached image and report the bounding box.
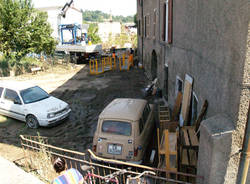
[162,0,173,43]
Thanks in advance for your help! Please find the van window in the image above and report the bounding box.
[139,104,151,134]
[142,103,151,122]
[139,118,144,133]
[0,87,3,97]
[102,120,132,136]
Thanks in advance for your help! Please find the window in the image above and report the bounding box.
[4,89,21,104]
[139,103,151,134]
[175,76,183,97]
[143,103,151,122]
[164,65,168,100]
[153,9,157,38]
[139,118,144,133]
[147,14,150,37]
[144,16,147,37]
[102,120,132,136]
[138,19,141,36]
[162,0,173,43]
[191,92,198,125]
[138,0,142,6]
[0,87,3,97]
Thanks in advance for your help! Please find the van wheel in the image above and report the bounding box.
[26,115,39,129]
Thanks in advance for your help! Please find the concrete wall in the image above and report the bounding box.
[197,115,234,184]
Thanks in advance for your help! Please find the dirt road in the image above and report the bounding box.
[0,64,149,161]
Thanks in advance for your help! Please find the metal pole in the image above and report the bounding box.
[237,101,250,184]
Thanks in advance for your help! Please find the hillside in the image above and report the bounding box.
[82,10,134,23]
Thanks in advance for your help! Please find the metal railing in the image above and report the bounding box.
[20,134,203,184]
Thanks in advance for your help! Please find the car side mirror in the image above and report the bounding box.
[14,99,22,105]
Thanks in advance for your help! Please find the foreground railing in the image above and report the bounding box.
[20,135,203,183]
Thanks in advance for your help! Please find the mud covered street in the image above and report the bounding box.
[0,65,150,160]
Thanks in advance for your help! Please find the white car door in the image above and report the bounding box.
[1,88,25,121]
[0,87,6,116]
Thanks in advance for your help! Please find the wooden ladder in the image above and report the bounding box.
[157,105,178,178]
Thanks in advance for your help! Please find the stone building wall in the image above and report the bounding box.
[137,0,250,183]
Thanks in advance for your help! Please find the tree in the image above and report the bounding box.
[0,0,57,62]
[134,14,137,27]
[87,23,101,44]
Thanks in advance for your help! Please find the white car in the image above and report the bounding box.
[0,81,71,128]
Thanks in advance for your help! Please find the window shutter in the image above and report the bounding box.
[162,3,166,41]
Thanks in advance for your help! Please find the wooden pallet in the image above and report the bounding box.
[180,126,199,168]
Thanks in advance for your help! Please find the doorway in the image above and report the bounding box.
[151,50,157,80]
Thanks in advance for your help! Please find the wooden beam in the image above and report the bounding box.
[194,100,208,132]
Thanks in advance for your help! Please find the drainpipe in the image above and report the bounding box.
[237,101,250,184]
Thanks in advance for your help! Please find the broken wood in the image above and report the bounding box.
[180,74,193,126]
[194,100,208,132]
[171,92,182,121]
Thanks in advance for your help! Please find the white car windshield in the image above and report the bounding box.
[20,86,49,104]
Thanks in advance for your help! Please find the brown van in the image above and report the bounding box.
[92,98,154,164]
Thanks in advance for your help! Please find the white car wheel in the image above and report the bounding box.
[26,115,39,129]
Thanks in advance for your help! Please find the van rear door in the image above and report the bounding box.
[96,120,134,161]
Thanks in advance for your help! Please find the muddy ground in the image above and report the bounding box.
[0,64,152,161]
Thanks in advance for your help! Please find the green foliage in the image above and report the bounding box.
[82,10,134,23]
[103,25,137,49]
[88,23,101,44]
[0,0,57,62]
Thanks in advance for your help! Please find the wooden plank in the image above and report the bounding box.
[169,132,177,152]
[159,117,170,121]
[172,92,182,121]
[182,129,190,146]
[181,149,189,165]
[180,74,193,126]
[164,130,170,171]
[159,106,169,111]
[188,128,199,147]
[160,132,165,154]
[160,110,169,113]
[194,100,208,132]
[159,120,170,122]
[157,128,161,159]
[189,150,197,167]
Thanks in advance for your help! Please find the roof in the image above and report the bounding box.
[99,98,147,121]
[0,80,36,91]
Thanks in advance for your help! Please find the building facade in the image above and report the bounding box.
[137,0,250,183]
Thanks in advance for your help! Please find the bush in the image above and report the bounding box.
[0,55,44,76]
[20,57,42,72]
[0,57,10,77]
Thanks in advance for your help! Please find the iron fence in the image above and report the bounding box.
[20,135,203,184]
